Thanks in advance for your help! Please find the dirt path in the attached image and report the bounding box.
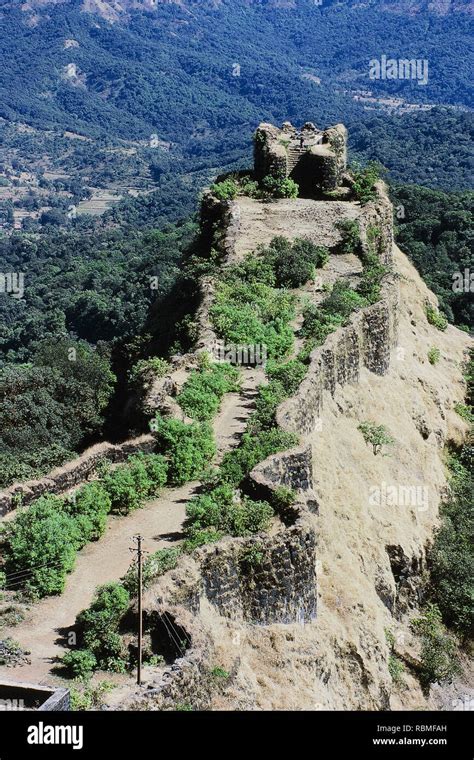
[0,369,264,685]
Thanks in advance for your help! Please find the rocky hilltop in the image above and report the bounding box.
[0,120,471,712]
[106,122,470,711]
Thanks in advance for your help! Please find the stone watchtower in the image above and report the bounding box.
[254,120,347,196]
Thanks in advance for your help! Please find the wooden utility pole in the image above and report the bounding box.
[131,534,144,686]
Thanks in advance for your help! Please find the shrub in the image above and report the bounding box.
[70,680,114,711]
[350,162,380,204]
[128,453,168,495]
[324,280,368,320]
[62,649,97,679]
[358,422,394,455]
[251,380,287,432]
[102,465,145,515]
[210,179,239,201]
[177,363,240,421]
[64,482,112,543]
[182,528,223,553]
[336,219,362,255]
[261,175,299,199]
[152,415,216,485]
[271,486,297,514]
[357,250,388,304]
[266,359,307,396]
[219,428,298,486]
[426,304,448,331]
[300,304,344,343]
[240,544,265,569]
[122,548,181,595]
[3,495,82,597]
[128,357,170,389]
[240,179,260,198]
[454,403,474,424]
[185,483,273,538]
[411,604,461,689]
[211,666,230,679]
[428,347,441,365]
[261,237,328,288]
[76,583,130,671]
[388,655,405,686]
[209,247,297,361]
[210,281,295,361]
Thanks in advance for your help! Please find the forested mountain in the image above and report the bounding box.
[0,0,472,169]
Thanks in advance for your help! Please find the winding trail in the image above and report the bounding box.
[0,369,264,684]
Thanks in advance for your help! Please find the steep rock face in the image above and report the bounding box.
[205,246,470,711]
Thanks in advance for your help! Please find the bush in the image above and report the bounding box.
[266,359,307,396]
[185,483,273,538]
[324,280,368,320]
[454,403,474,424]
[76,583,130,671]
[411,604,461,689]
[261,175,299,199]
[128,357,170,389]
[177,363,240,421]
[261,236,328,288]
[388,655,405,686]
[356,250,388,304]
[102,464,145,515]
[426,304,448,331]
[219,428,298,486]
[3,495,82,597]
[129,453,168,495]
[62,649,97,679]
[182,528,222,553]
[122,547,181,595]
[271,486,297,513]
[209,246,297,361]
[70,680,114,711]
[251,380,288,432]
[350,162,380,204]
[300,304,344,343]
[152,415,216,485]
[428,347,441,365]
[64,482,112,543]
[336,219,362,255]
[358,422,394,455]
[210,179,239,201]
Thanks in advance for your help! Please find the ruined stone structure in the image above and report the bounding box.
[254,120,347,194]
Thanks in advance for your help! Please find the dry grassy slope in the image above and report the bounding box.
[201,245,471,711]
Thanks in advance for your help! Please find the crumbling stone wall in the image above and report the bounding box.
[0,435,155,516]
[277,186,398,436]
[254,122,288,180]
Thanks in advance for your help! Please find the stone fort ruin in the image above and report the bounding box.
[254,120,347,196]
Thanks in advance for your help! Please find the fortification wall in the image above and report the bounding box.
[0,435,155,516]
